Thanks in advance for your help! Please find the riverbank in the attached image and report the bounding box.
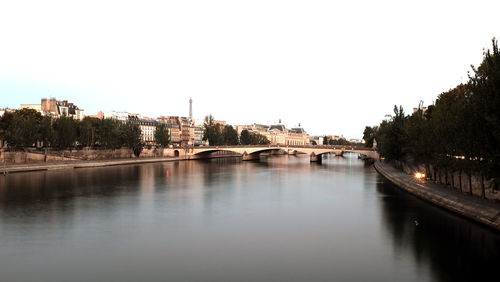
[0,157,182,174]
[374,161,500,231]
[0,153,245,174]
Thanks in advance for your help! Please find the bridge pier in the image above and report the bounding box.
[242,152,260,161]
[310,153,322,163]
[271,149,285,155]
[178,146,377,161]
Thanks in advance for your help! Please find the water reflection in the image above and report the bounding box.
[376,178,500,282]
[0,155,498,282]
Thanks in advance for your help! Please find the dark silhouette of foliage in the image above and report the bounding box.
[77,117,100,147]
[240,130,252,145]
[202,115,222,146]
[362,126,377,148]
[98,118,121,149]
[251,132,270,145]
[119,122,142,152]
[239,129,270,145]
[221,125,239,145]
[53,115,77,149]
[0,109,42,148]
[155,123,171,148]
[39,116,55,147]
[369,38,500,196]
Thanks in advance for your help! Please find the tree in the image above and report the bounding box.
[119,122,143,156]
[468,38,500,179]
[221,125,239,145]
[365,38,500,197]
[203,115,222,145]
[376,105,407,162]
[77,117,100,147]
[98,119,121,149]
[406,101,434,171]
[39,116,55,147]
[155,123,170,147]
[363,126,378,148]
[251,132,270,145]
[0,111,14,146]
[240,129,252,145]
[53,115,77,149]
[239,129,270,145]
[329,138,350,146]
[0,109,42,148]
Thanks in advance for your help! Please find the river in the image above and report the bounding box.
[0,154,498,282]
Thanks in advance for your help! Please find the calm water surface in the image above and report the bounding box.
[0,154,499,282]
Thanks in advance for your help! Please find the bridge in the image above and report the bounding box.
[165,145,378,163]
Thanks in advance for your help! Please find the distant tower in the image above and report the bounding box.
[189,97,193,120]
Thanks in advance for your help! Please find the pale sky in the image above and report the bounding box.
[1,0,499,138]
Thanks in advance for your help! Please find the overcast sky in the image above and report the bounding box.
[1,0,499,138]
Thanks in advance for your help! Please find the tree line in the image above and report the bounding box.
[363,38,500,196]
[0,110,170,155]
[321,136,353,146]
[202,115,270,146]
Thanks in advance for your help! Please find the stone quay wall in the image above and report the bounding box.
[392,160,500,201]
[374,161,500,231]
[0,148,176,164]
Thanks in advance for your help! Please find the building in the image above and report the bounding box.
[157,116,183,146]
[236,122,310,146]
[167,123,181,145]
[193,126,204,146]
[181,124,192,146]
[40,98,85,120]
[269,124,286,132]
[310,136,324,145]
[264,124,310,146]
[177,117,195,146]
[287,128,309,146]
[98,110,130,122]
[140,119,157,144]
[213,120,227,126]
[20,104,42,112]
[349,138,364,144]
[0,107,16,117]
[413,107,428,114]
[235,124,269,136]
[265,129,286,145]
[128,115,157,144]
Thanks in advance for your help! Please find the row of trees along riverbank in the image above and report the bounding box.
[202,115,270,146]
[363,39,500,199]
[0,111,172,156]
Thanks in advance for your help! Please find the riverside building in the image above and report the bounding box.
[235,123,310,146]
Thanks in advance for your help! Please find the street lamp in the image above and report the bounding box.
[414,172,425,180]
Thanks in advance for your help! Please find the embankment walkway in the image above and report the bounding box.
[374,161,500,231]
[1,157,182,174]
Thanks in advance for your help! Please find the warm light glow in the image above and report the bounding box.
[414,172,425,179]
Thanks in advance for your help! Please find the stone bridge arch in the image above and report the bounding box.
[193,148,240,156]
[170,146,378,162]
[190,146,283,160]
